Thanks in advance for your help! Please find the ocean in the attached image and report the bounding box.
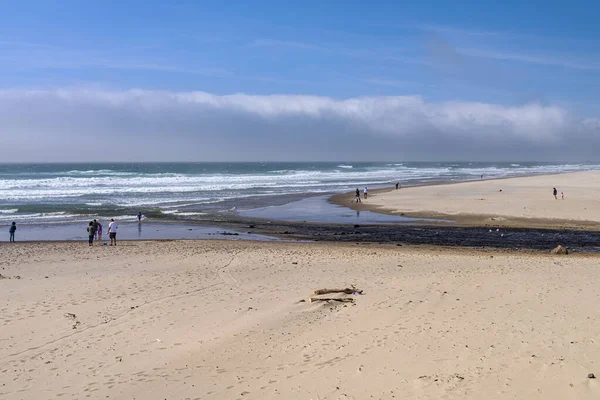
[0,162,597,225]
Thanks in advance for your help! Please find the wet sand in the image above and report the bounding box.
[2,240,600,399]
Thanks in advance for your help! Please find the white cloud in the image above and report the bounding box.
[0,88,597,162]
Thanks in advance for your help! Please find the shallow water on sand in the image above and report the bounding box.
[0,222,277,242]
[238,195,451,224]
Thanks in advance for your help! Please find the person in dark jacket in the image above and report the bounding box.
[87,221,96,246]
[9,222,16,242]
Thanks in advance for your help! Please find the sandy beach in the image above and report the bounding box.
[332,170,600,229]
[2,240,600,399]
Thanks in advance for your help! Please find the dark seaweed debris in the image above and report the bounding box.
[223,219,600,252]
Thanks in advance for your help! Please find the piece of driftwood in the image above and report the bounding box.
[310,297,354,303]
[551,245,568,255]
[314,288,363,295]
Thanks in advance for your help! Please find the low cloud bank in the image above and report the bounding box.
[0,89,597,161]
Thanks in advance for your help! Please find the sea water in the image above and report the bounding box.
[0,162,597,225]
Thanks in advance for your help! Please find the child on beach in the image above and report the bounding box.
[355,188,361,203]
[364,187,368,199]
[96,221,102,240]
[9,222,16,242]
[561,192,565,200]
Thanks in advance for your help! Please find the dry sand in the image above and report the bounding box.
[2,240,600,399]
[333,170,600,229]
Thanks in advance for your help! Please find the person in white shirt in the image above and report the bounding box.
[108,218,118,246]
[364,187,368,199]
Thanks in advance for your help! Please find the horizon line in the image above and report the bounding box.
[0,161,597,165]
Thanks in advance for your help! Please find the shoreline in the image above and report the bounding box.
[3,170,571,230]
[4,170,600,252]
[3,162,595,228]
[330,170,600,230]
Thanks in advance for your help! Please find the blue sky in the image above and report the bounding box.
[2,0,599,106]
[1,0,600,161]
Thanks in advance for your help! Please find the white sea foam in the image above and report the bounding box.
[161,210,180,215]
[172,211,207,216]
[0,165,589,197]
[0,212,79,222]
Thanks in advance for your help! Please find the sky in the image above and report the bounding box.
[1,0,600,162]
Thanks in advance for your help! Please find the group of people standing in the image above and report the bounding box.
[87,219,118,246]
[355,187,369,202]
[86,212,141,246]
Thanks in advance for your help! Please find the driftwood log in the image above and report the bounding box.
[314,288,363,295]
[309,297,354,303]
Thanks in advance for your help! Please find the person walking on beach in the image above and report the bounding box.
[87,221,96,246]
[108,218,118,246]
[364,187,368,199]
[553,187,558,200]
[395,182,399,190]
[96,221,103,241]
[561,192,565,200]
[355,188,361,203]
[9,222,16,242]
[137,211,142,222]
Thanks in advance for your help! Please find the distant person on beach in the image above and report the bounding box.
[137,211,142,222]
[395,182,399,190]
[561,192,565,200]
[481,174,483,180]
[553,187,558,200]
[96,221,102,240]
[108,218,118,246]
[355,188,361,203]
[9,222,16,242]
[364,187,368,199]
[87,221,96,246]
